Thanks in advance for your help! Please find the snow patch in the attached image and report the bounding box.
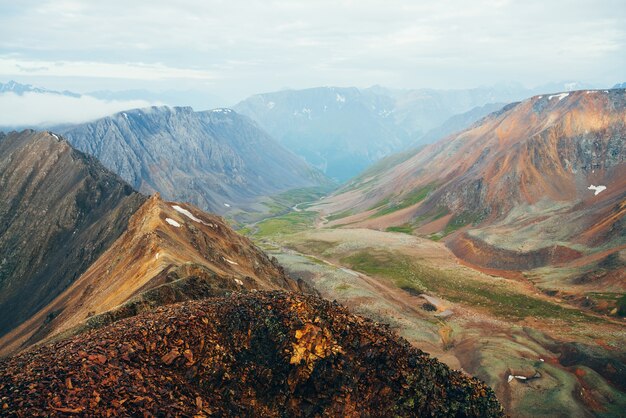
[267,101,275,109]
[336,93,346,103]
[50,133,59,140]
[548,93,569,101]
[537,96,543,99]
[588,185,606,195]
[165,218,181,227]
[224,257,239,266]
[155,252,160,260]
[122,112,128,119]
[234,278,244,286]
[172,205,216,227]
[586,90,598,94]
[224,203,231,208]
[211,108,233,113]
[172,205,202,223]
[507,375,514,383]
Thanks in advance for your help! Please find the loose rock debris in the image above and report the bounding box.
[0,291,504,417]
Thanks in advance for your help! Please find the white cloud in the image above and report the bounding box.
[0,92,155,126]
[0,0,623,100]
[0,58,216,81]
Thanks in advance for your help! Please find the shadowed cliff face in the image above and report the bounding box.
[0,130,146,337]
[320,89,626,270]
[60,106,330,214]
[0,292,504,417]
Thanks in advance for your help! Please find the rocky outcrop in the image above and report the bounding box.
[0,292,504,417]
[60,106,329,213]
[0,130,146,337]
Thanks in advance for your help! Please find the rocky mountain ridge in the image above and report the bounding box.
[0,192,312,356]
[59,106,330,214]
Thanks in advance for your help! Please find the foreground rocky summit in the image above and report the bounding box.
[0,292,503,417]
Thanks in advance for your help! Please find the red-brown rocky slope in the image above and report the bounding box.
[0,292,503,417]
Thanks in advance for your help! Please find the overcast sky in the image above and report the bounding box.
[0,0,624,104]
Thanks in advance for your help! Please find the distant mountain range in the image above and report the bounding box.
[2,80,606,181]
[319,88,625,276]
[0,80,81,97]
[234,82,598,181]
[58,106,330,214]
[418,102,507,144]
[0,80,224,110]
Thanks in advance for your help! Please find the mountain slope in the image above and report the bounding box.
[0,194,308,355]
[0,292,503,417]
[0,130,146,336]
[60,106,329,213]
[319,89,626,272]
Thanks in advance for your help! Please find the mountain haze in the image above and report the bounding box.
[0,80,80,97]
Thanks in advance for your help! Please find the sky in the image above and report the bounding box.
[0,0,624,112]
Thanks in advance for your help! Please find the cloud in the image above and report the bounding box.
[0,0,624,100]
[0,58,216,81]
[0,92,155,126]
